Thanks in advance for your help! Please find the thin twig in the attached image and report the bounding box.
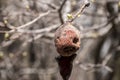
[14,25,59,34]
[70,0,90,22]
[102,54,112,66]
[82,15,118,32]
[0,11,52,33]
[1,25,59,34]
[17,11,50,29]
[58,0,67,24]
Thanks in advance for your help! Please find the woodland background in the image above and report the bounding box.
[0,0,120,80]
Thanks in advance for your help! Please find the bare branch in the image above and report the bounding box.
[82,15,118,32]
[70,0,90,22]
[58,0,68,24]
[15,25,59,34]
[102,54,112,66]
[0,11,53,34]
[17,11,51,29]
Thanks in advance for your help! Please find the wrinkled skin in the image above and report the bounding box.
[54,22,80,56]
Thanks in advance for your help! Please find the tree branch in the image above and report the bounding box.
[58,0,67,24]
[70,0,90,22]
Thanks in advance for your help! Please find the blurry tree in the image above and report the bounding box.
[0,0,120,80]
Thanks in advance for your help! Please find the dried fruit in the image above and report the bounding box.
[54,22,80,56]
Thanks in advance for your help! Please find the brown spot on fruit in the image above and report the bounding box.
[73,37,79,44]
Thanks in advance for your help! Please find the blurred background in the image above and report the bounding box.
[0,0,120,80]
